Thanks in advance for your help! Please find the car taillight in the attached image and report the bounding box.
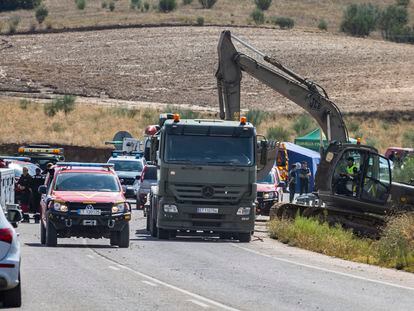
[0,228,13,244]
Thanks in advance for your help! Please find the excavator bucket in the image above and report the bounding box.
[216,31,242,121]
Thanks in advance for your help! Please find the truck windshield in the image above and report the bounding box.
[165,135,254,166]
[108,160,143,172]
[54,173,120,192]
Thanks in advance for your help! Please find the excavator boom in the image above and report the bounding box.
[216,30,349,143]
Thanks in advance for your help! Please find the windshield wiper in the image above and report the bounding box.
[206,161,237,166]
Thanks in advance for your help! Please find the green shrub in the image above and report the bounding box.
[143,1,150,11]
[272,16,294,29]
[0,0,41,12]
[196,16,204,26]
[7,16,20,34]
[109,1,115,11]
[101,1,107,8]
[159,0,176,12]
[402,130,414,147]
[130,0,141,9]
[266,126,290,141]
[396,0,410,7]
[44,95,77,117]
[35,5,48,24]
[45,20,53,29]
[44,102,57,117]
[340,3,380,37]
[164,106,201,119]
[245,110,267,127]
[347,120,360,133]
[393,156,414,184]
[183,0,193,4]
[254,0,272,11]
[378,4,409,42]
[251,8,265,25]
[199,0,217,9]
[292,114,314,135]
[19,99,31,110]
[75,0,86,10]
[318,19,328,31]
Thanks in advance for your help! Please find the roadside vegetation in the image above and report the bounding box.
[269,214,414,272]
[1,0,413,38]
[0,97,412,150]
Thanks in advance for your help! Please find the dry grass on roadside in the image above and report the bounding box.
[269,214,414,272]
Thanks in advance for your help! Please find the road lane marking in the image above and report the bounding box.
[108,265,120,271]
[188,299,210,309]
[142,280,157,287]
[86,255,94,259]
[89,248,241,311]
[231,243,414,292]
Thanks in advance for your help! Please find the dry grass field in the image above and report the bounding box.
[1,96,412,151]
[0,0,413,34]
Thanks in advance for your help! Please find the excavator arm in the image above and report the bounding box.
[216,30,349,143]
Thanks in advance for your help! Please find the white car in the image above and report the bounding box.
[0,205,22,308]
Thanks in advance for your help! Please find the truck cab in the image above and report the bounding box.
[148,115,259,242]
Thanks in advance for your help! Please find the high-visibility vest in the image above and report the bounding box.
[346,164,357,175]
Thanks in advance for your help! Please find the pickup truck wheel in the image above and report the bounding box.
[150,214,158,237]
[46,219,57,247]
[117,223,130,248]
[146,213,150,231]
[110,231,119,246]
[136,199,140,210]
[2,273,21,308]
[157,227,170,240]
[40,221,46,245]
[238,232,251,243]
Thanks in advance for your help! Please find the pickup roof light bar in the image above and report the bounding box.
[18,146,64,155]
[111,151,143,158]
[0,156,31,162]
[56,162,115,170]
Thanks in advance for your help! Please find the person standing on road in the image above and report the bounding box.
[17,167,33,222]
[31,167,45,223]
[288,164,298,203]
[299,161,311,195]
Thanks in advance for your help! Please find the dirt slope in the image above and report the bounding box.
[1,26,414,113]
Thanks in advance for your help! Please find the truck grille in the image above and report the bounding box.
[169,184,246,204]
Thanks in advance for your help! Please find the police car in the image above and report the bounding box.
[107,152,145,199]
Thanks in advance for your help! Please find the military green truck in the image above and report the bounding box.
[146,114,273,242]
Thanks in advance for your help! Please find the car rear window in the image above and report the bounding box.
[144,166,157,180]
[54,173,120,192]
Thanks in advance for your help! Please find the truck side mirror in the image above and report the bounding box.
[38,185,47,194]
[260,140,268,166]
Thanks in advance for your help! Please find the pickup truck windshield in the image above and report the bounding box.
[54,173,120,192]
[165,135,254,166]
[258,172,274,184]
[108,160,143,172]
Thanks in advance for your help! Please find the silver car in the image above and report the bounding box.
[0,205,22,308]
[137,165,157,210]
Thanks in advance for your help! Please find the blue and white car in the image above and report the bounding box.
[0,205,22,308]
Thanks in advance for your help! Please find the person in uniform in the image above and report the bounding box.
[288,164,298,203]
[31,167,45,223]
[299,161,311,195]
[17,167,33,222]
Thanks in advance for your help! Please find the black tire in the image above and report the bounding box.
[136,199,140,210]
[2,273,22,308]
[117,223,130,248]
[238,232,251,243]
[40,221,46,245]
[157,227,170,240]
[46,219,57,247]
[219,232,232,240]
[110,231,119,246]
[146,213,150,232]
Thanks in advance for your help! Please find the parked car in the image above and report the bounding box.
[256,168,284,216]
[137,164,157,210]
[0,204,22,308]
[39,162,131,247]
[108,155,145,199]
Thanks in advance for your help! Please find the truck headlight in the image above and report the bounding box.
[53,202,68,212]
[237,207,251,215]
[163,204,178,213]
[263,192,274,199]
[112,203,126,213]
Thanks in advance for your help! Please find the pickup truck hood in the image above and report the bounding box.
[257,184,275,192]
[51,191,124,203]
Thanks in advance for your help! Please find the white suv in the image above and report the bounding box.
[0,205,22,308]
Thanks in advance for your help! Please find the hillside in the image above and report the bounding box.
[0,0,413,34]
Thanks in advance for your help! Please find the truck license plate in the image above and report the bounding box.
[78,209,101,216]
[82,220,97,226]
[197,208,219,214]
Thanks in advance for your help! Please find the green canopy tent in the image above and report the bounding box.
[294,128,357,152]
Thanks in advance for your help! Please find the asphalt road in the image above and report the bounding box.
[9,210,414,310]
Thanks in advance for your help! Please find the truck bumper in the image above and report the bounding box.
[157,202,254,233]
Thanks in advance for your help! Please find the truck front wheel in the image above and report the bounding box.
[46,219,57,247]
[157,227,170,240]
[238,232,251,243]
